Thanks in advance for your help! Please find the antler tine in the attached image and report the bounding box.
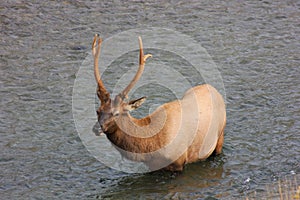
[92,34,98,57]
[92,34,110,103]
[120,36,152,99]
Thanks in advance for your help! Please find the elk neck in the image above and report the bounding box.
[106,107,170,154]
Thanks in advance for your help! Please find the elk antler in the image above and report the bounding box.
[92,34,110,103]
[120,37,152,99]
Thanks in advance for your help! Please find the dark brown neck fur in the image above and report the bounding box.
[105,113,167,154]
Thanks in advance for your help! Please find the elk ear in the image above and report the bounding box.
[125,97,146,111]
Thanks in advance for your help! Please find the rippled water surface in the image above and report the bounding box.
[1,0,299,199]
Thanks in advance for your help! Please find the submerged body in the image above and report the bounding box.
[105,84,226,171]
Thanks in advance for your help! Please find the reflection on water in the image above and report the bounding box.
[99,156,227,199]
[1,0,299,199]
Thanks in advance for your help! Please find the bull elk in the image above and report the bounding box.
[92,34,226,171]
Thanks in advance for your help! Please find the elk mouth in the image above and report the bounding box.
[100,123,108,133]
[100,120,117,134]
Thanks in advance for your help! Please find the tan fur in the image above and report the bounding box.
[92,35,226,171]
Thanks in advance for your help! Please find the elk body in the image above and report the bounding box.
[92,35,226,171]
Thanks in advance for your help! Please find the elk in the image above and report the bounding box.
[92,34,226,171]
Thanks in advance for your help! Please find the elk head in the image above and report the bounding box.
[92,34,152,134]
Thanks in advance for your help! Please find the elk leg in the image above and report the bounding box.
[215,131,224,155]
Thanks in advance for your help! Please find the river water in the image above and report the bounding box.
[1,0,299,199]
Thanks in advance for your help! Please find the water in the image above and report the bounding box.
[1,0,299,199]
